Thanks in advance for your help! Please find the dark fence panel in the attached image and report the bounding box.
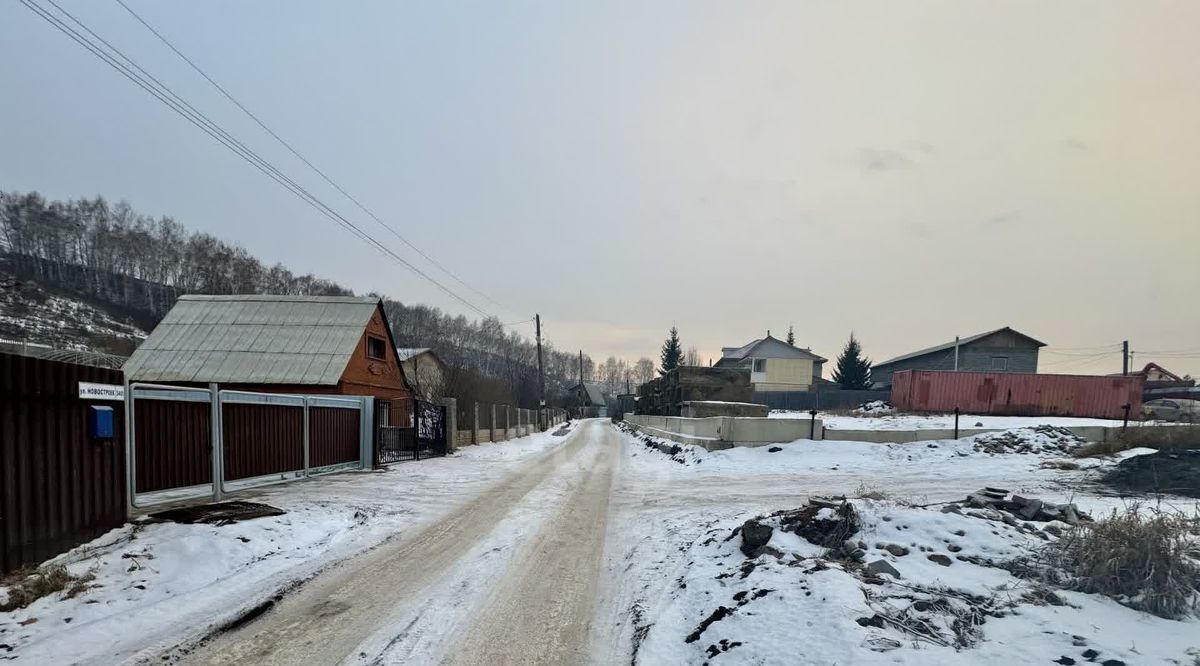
[753,389,891,411]
[1,353,126,575]
[310,406,360,467]
[222,403,304,480]
[135,399,211,492]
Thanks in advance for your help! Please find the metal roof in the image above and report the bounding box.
[875,327,1047,369]
[568,382,608,406]
[718,335,827,363]
[123,295,382,384]
[395,347,431,361]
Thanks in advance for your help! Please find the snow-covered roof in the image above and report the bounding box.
[395,347,431,361]
[123,295,387,385]
[875,326,1047,369]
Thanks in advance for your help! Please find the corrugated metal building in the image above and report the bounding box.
[892,369,1144,419]
[873,327,1045,387]
[123,295,413,399]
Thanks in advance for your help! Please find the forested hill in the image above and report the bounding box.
[0,190,592,406]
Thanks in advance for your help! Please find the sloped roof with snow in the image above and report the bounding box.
[395,347,431,361]
[123,295,384,384]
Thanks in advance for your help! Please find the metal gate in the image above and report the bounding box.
[127,383,370,508]
[375,398,447,465]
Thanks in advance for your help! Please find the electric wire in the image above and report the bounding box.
[22,0,493,319]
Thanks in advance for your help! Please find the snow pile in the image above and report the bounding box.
[854,400,894,415]
[634,498,1199,665]
[970,425,1086,455]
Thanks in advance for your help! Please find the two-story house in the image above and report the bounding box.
[714,334,827,392]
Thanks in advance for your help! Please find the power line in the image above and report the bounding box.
[22,0,492,319]
[112,0,508,314]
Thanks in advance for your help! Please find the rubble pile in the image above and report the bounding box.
[739,496,863,560]
[971,425,1086,455]
[942,487,1092,526]
[854,400,894,415]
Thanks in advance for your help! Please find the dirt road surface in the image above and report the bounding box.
[182,420,614,666]
[444,423,615,665]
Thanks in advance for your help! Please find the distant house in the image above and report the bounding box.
[565,381,611,418]
[124,295,413,400]
[714,334,827,392]
[872,326,1046,387]
[1111,362,1184,383]
[396,348,447,400]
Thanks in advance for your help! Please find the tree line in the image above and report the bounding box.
[0,190,603,407]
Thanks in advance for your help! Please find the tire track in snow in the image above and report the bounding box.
[443,420,616,666]
[181,424,593,666]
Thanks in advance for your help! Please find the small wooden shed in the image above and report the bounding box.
[123,295,413,400]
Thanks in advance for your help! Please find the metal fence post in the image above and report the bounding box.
[506,405,511,440]
[442,397,457,453]
[360,397,375,469]
[303,397,311,478]
[124,375,135,518]
[491,403,497,442]
[210,383,224,503]
[473,402,479,444]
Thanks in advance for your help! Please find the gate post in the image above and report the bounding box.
[303,397,311,478]
[124,375,135,518]
[210,383,224,503]
[491,403,497,442]
[473,402,479,445]
[442,397,457,453]
[505,405,511,441]
[360,397,375,470]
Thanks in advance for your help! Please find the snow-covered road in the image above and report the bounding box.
[185,420,613,665]
[8,419,1198,665]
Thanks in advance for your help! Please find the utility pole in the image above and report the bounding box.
[953,336,960,371]
[536,314,545,430]
[1122,340,1129,376]
[578,350,585,417]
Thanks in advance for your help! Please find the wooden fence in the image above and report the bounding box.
[1,353,126,575]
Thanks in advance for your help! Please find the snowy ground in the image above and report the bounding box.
[0,425,575,665]
[771,410,1132,431]
[6,418,1198,665]
[595,424,1200,665]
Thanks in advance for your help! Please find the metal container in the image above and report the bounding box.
[891,370,1144,419]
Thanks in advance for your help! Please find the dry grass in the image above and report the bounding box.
[1034,505,1200,619]
[0,565,94,612]
[1074,425,1200,458]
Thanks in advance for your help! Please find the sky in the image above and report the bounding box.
[2,1,1198,377]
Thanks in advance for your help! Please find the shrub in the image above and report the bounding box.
[1036,506,1200,619]
[0,565,93,612]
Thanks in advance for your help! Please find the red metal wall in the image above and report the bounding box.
[1,353,127,575]
[892,370,1144,419]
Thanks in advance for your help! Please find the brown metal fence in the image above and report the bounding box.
[1,353,126,575]
[311,406,361,467]
[222,403,304,481]
[134,398,211,492]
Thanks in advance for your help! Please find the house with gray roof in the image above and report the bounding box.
[872,326,1046,387]
[123,295,412,400]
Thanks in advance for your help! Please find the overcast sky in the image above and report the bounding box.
[3,1,1198,376]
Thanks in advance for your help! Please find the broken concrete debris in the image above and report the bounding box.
[739,497,863,559]
[971,425,1086,455]
[949,488,1091,525]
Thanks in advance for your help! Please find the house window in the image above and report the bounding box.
[752,358,767,373]
[366,336,387,360]
[991,356,1008,371]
